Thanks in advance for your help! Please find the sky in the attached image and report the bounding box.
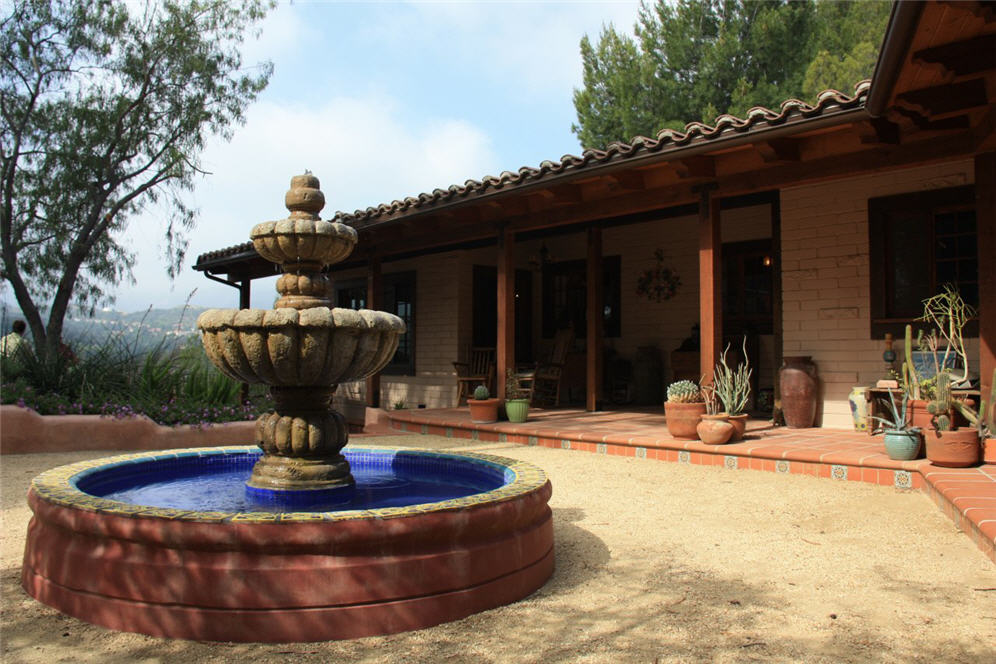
[92,0,645,313]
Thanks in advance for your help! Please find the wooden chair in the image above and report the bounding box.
[453,347,495,404]
[515,328,574,407]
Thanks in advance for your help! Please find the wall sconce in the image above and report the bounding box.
[762,255,772,267]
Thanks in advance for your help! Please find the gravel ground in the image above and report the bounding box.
[2,435,994,663]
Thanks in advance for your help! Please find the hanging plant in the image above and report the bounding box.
[636,249,681,302]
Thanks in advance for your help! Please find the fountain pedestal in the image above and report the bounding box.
[197,174,404,496]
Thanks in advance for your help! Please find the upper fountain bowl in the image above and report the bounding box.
[198,307,405,386]
[249,218,357,267]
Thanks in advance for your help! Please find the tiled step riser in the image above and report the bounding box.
[390,421,922,490]
[922,482,996,563]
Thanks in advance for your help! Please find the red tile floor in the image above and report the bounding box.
[386,406,996,563]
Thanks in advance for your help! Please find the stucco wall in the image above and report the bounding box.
[780,159,977,428]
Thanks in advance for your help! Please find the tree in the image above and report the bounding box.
[572,0,890,150]
[1,0,273,359]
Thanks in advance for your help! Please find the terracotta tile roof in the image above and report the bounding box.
[195,81,870,269]
[331,81,871,225]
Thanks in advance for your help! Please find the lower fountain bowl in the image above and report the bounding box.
[21,446,554,642]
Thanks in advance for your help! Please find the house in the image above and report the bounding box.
[194,0,995,429]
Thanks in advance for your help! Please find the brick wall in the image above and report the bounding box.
[780,159,977,428]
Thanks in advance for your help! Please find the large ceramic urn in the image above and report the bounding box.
[198,174,405,494]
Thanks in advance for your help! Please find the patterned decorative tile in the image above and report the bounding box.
[528,436,539,446]
[678,451,690,464]
[471,430,479,440]
[499,433,507,442]
[636,447,647,459]
[831,465,848,481]
[724,455,738,470]
[894,470,913,489]
[445,427,453,438]
[420,424,428,434]
[776,460,790,474]
[597,443,607,454]
[561,439,572,450]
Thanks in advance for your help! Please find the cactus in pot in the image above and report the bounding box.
[665,379,706,440]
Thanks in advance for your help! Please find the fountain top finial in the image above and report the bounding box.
[284,173,325,219]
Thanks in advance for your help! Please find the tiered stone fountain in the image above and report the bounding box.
[197,173,404,500]
[20,173,554,642]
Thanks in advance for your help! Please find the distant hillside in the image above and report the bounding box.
[1,303,211,354]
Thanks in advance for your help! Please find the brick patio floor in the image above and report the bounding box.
[386,406,996,563]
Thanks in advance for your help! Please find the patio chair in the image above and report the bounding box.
[453,347,496,404]
[514,327,574,407]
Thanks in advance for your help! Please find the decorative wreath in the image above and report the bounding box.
[636,249,681,303]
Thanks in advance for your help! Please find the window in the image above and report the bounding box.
[869,185,977,337]
[335,271,416,375]
[541,256,621,338]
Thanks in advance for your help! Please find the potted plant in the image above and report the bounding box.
[665,379,706,440]
[923,372,980,467]
[950,368,996,464]
[467,384,500,424]
[903,287,976,428]
[870,389,922,460]
[504,369,530,423]
[697,383,734,445]
[711,340,752,441]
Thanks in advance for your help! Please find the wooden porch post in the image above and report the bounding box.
[365,256,382,408]
[771,192,783,421]
[976,153,996,403]
[586,226,603,411]
[497,225,515,400]
[698,187,722,384]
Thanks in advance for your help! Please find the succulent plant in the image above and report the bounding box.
[667,380,703,403]
[473,384,490,401]
[926,371,953,431]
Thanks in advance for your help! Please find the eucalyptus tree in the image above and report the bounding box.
[1,0,273,358]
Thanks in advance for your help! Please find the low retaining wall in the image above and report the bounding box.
[0,405,255,454]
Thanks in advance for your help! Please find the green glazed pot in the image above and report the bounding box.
[505,399,530,423]
[883,429,922,461]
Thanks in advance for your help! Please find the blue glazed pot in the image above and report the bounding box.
[883,430,922,461]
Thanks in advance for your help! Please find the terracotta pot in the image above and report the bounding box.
[924,427,980,467]
[665,402,707,439]
[779,356,818,428]
[908,399,934,431]
[697,414,734,445]
[984,437,996,465]
[727,414,748,441]
[468,398,500,424]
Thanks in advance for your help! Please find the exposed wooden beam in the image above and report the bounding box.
[857,118,901,145]
[546,183,584,203]
[937,0,996,23]
[755,138,801,163]
[586,226,603,412]
[673,155,715,179]
[914,34,996,77]
[896,79,989,118]
[603,170,647,192]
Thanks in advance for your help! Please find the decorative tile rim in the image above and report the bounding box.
[29,445,548,524]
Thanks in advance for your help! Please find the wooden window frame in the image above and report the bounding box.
[868,185,977,339]
[335,271,416,375]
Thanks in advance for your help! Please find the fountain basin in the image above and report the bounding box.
[21,446,554,642]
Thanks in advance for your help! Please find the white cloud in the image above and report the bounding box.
[114,92,499,311]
